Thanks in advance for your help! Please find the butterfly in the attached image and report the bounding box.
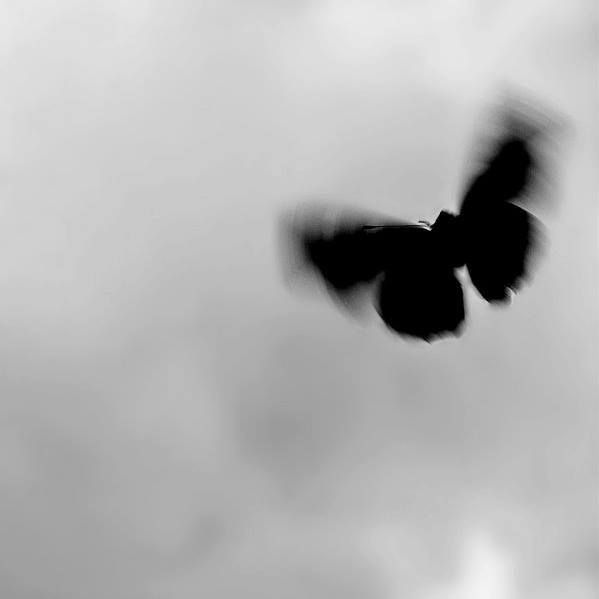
[281,99,562,342]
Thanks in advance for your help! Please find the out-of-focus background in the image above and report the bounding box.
[1,1,597,598]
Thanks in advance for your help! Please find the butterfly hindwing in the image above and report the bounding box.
[375,227,466,341]
[461,203,542,303]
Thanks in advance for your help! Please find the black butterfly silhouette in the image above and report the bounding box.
[282,100,562,342]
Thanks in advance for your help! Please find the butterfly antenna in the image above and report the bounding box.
[361,223,429,232]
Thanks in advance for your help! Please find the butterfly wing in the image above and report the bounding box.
[458,115,547,303]
[283,205,466,341]
[461,202,541,302]
[375,227,466,341]
[460,134,535,213]
[281,203,410,301]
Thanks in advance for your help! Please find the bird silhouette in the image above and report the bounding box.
[281,97,563,342]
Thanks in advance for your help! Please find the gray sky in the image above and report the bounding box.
[1,1,597,598]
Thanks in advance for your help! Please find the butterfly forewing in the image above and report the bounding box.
[460,136,534,213]
[283,204,412,299]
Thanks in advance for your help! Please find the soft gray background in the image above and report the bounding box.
[1,1,597,598]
